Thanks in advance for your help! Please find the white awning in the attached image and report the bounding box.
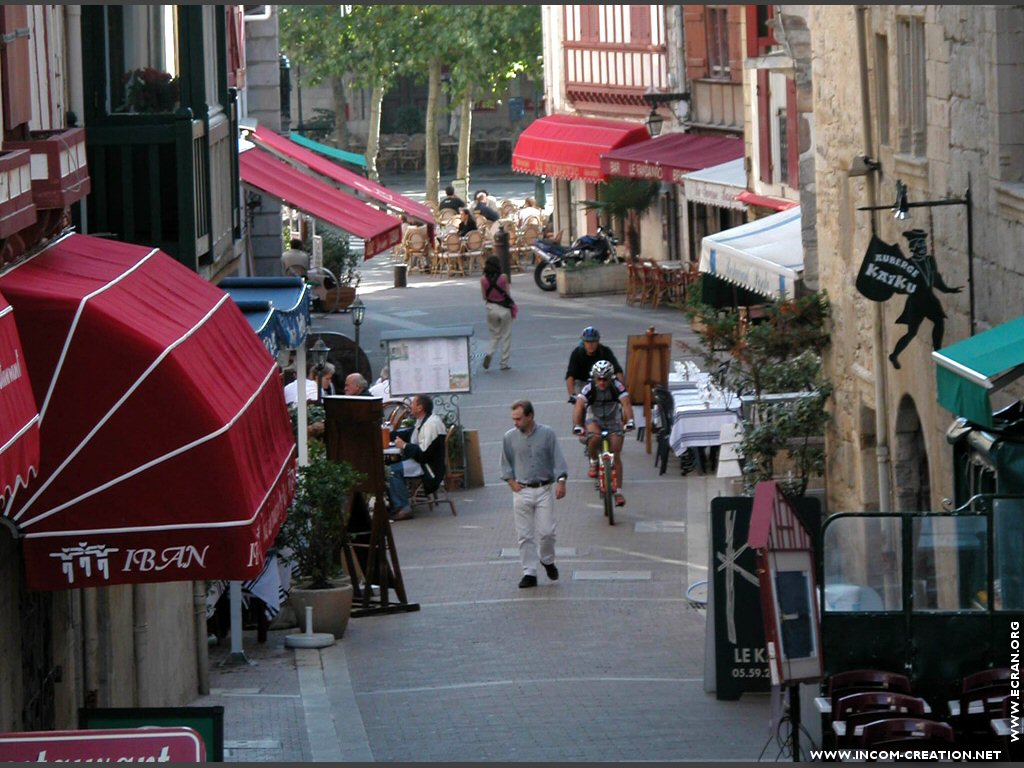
[699,207,803,301]
[681,158,746,210]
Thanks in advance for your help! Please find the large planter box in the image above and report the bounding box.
[556,262,628,297]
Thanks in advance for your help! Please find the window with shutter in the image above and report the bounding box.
[1,5,33,136]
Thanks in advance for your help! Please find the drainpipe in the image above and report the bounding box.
[856,5,893,513]
[194,581,210,694]
[65,5,88,233]
[132,585,149,705]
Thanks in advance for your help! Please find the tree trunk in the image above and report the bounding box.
[456,88,473,195]
[365,82,384,182]
[424,57,442,207]
[331,77,350,149]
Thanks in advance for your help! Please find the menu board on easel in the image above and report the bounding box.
[382,326,474,397]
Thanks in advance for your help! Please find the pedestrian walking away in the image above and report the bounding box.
[500,400,568,588]
[481,255,514,371]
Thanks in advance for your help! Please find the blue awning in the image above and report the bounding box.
[219,276,311,358]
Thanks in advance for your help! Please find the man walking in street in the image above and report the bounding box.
[500,400,568,588]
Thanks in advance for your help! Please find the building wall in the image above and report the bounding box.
[811,5,1024,515]
[243,8,285,277]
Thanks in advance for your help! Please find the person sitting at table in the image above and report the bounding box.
[472,192,500,222]
[284,362,335,404]
[343,372,371,396]
[281,237,309,276]
[369,364,390,400]
[387,394,447,521]
[475,188,499,210]
[438,184,466,214]
[457,207,478,237]
[517,197,542,227]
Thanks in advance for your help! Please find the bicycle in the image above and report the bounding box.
[573,424,632,525]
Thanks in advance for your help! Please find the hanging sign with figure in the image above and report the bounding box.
[855,229,962,369]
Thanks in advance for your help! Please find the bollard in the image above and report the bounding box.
[304,606,314,635]
[494,224,511,281]
[394,263,408,288]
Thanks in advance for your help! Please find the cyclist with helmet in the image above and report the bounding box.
[572,360,635,507]
[565,326,624,401]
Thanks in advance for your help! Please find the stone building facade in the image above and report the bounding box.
[809,5,1024,515]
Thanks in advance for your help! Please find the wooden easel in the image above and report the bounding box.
[324,396,420,617]
[624,326,671,454]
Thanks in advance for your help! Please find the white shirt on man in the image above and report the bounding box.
[283,378,319,405]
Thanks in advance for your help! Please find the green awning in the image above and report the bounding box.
[933,315,1024,427]
[288,132,367,168]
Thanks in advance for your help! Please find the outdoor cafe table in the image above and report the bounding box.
[668,372,740,457]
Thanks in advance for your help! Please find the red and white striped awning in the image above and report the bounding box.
[0,290,39,501]
[0,233,296,590]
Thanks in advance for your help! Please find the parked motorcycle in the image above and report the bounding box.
[531,226,619,291]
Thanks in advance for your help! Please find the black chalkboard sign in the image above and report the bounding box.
[710,497,772,700]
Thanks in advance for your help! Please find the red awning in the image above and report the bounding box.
[512,114,650,181]
[247,126,436,226]
[0,291,39,499]
[599,132,745,184]
[240,148,401,258]
[736,191,799,211]
[0,234,296,590]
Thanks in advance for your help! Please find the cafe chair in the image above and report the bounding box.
[437,232,466,277]
[961,667,1011,693]
[399,133,425,171]
[856,717,954,748]
[462,229,487,273]
[827,669,912,714]
[956,684,1011,746]
[382,398,412,431]
[407,425,459,516]
[832,691,930,748]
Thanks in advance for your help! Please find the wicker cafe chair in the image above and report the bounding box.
[462,229,487,273]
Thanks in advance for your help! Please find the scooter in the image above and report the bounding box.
[531,226,619,291]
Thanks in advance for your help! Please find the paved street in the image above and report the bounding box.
[196,173,773,761]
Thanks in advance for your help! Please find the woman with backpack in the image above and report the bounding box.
[480,256,516,371]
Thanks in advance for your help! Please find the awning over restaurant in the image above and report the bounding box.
[219,276,311,360]
[289,131,367,168]
[239,148,401,258]
[933,315,1024,428]
[599,132,744,184]
[0,290,39,499]
[511,114,649,181]
[699,207,803,301]
[735,190,799,211]
[681,158,747,210]
[0,233,296,590]
[249,126,434,226]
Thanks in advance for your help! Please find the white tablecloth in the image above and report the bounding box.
[668,376,740,456]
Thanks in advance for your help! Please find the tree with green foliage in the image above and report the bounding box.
[280,5,417,181]
[680,289,833,498]
[580,177,661,259]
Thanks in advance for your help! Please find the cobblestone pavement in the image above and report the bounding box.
[196,245,774,762]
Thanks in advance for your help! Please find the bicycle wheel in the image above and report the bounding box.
[601,453,615,525]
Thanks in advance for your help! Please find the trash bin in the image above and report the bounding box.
[394,263,408,288]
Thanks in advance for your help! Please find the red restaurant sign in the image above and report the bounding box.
[0,727,205,762]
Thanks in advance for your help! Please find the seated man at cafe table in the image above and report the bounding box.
[471,192,500,222]
[438,184,466,213]
[343,372,371,396]
[387,394,447,521]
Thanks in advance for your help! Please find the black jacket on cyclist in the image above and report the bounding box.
[565,344,623,390]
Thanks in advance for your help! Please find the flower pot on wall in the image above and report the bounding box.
[288,576,354,639]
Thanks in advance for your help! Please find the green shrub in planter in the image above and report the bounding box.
[276,442,365,589]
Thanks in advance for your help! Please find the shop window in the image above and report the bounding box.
[822,516,903,612]
[912,516,987,611]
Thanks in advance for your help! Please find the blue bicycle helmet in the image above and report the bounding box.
[581,326,600,342]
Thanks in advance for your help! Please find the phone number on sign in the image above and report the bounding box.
[731,667,771,678]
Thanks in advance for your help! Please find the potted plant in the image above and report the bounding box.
[316,224,361,312]
[118,67,180,114]
[276,441,365,638]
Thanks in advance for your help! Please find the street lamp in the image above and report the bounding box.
[643,89,690,137]
[351,297,366,350]
[311,337,330,403]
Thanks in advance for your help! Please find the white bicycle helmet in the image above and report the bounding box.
[591,360,614,380]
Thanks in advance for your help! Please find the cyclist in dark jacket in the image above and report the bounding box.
[565,326,624,399]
